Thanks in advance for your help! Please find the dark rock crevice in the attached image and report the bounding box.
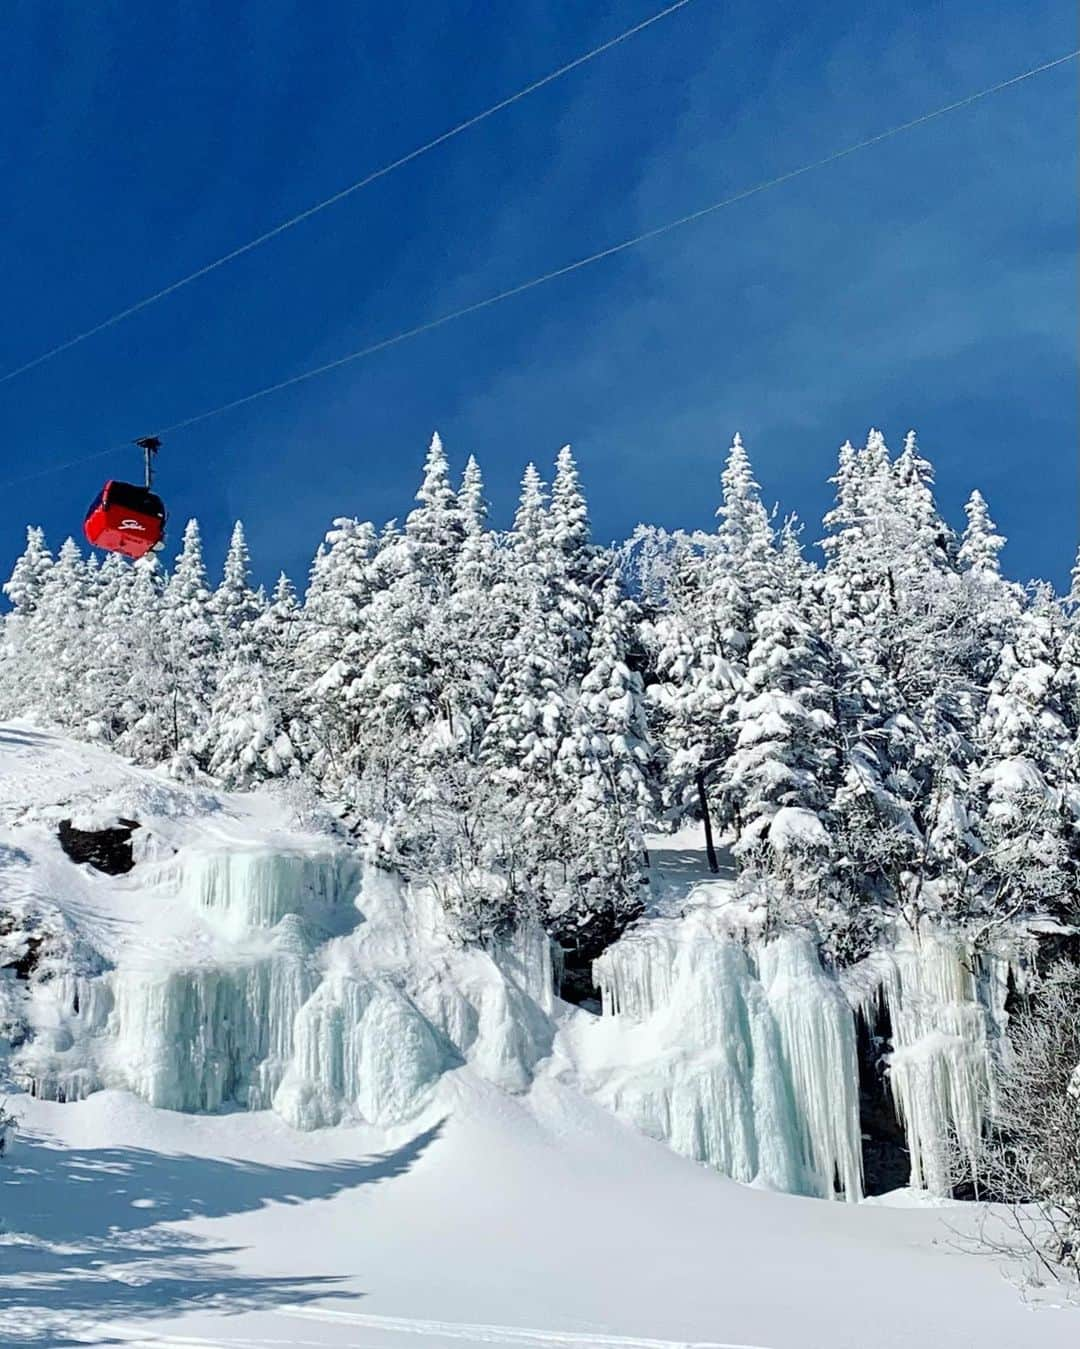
[58,818,139,875]
[855,1001,910,1196]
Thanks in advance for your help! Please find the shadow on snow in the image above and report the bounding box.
[0,1119,443,1344]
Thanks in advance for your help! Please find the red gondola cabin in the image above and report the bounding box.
[83,480,166,560]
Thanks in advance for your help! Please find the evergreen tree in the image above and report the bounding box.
[543,445,599,680]
[116,557,172,763]
[709,433,778,657]
[205,646,296,788]
[487,460,552,658]
[959,490,1005,575]
[3,526,53,614]
[26,539,92,727]
[405,431,464,577]
[214,522,263,635]
[296,517,380,782]
[558,575,655,828]
[447,457,501,754]
[649,435,777,862]
[162,519,218,767]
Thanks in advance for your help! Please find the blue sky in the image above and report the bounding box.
[0,0,1075,591]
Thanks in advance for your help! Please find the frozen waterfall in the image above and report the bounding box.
[16,836,560,1132]
[10,792,1019,1204]
[590,914,864,1200]
[107,926,317,1112]
[850,930,1018,1194]
[179,846,362,935]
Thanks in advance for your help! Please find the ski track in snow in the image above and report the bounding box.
[285,1308,776,1349]
[85,1308,778,1349]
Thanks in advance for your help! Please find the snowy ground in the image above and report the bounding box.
[1,726,1078,1347]
[7,1081,1078,1349]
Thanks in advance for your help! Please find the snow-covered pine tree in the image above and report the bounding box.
[707,433,779,659]
[549,575,654,963]
[959,490,1005,576]
[0,526,54,715]
[295,517,381,785]
[716,578,847,945]
[559,574,656,828]
[214,521,264,636]
[405,431,464,581]
[257,572,302,685]
[339,440,477,860]
[981,584,1073,787]
[161,518,219,770]
[543,445,600,682]
[115,556,173,763]
[3,525,53,615]
[445,456,501,755]
[964,586,1077,932]
[493,462,550,642]
[481,590,569,809]
[21,538,92,729]
[204,639,296,789]
[818,431,974,937]
[80,552,134,743]
[954,492,1026,779]
[648,435,777,863]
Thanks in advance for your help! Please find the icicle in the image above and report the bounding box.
[498,921,559,1014]
[757,933,864,1201]
[590,912,862,1197]
[273,973,445,1129]
[855,930,1015,1194]
[180,847,361,933]
[593,924,678,1019]
[105,937,317,1112]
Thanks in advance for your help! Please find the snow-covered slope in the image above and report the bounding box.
[8,1078,1078,1349]
[0,724,1073,1346]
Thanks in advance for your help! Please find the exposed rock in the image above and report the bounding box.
[58,818,139,875]
[855,1012,910,1196]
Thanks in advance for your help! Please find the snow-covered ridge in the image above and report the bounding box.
[0,727,1019,1201]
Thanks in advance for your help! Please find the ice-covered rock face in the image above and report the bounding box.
[589,895,1022,1201]
[5,729,1014,1198]
[850,932,1016,1194]
[590,917,864,1201]
[15,832,560,1132]
[273,974,447,1129]
[758,936,864,1201]
[179,846,363,936]
[107,934,317,1112]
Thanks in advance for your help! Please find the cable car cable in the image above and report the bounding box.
[0,0,698,388]
[0,45,1074,491]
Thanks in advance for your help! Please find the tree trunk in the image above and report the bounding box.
[696,769,719,874]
